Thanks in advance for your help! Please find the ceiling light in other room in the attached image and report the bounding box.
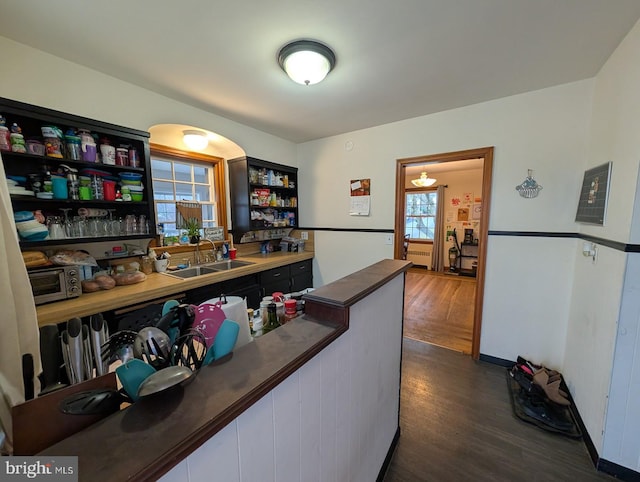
[183,130,208,151]
[411,172,437,187]
[278,40,336,86]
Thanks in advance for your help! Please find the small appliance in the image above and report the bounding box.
[28,265,81,305]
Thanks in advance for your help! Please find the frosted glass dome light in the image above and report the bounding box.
[183,130,209,151]
[278,40,336,86]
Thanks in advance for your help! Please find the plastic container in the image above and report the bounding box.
[26,138,45,156]
[65,135,82,160]
[103,179,116,201]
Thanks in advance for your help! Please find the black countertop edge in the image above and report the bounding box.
[488,230,637,252]
[303,259,412,308]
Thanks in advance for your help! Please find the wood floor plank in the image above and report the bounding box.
[383,339,613,481]
[404,268,475,354]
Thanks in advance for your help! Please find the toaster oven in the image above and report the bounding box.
[28,265,81,305]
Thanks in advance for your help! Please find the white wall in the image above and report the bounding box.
[0,36,296,171]
[567,17,640,468]
[298,80,593,366]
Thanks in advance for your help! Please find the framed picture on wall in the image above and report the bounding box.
[575,162,612,225]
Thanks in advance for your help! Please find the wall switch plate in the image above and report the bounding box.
[385,234,394,245]
[300,231,309,240]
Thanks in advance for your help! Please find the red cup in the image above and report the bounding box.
[103,180,116,201]
[229,248,237,260]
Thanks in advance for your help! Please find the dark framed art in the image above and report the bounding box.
[575,162,612,225]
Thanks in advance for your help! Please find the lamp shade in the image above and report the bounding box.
[278,40,336,85]
[411,172,437,187]
[183,130,208,151]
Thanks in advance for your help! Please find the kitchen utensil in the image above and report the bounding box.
[82,325,94,380]
[64,317,85,384]
[90,314,109,376]
[162,299,180,316]
[39,324,67,395]
[170,330,207,371]
[115,359,156,402]
[156,304,195,343]
[133,327,171,369]
[192,303,226,348]
[59,388,123,416]
[137,365,193,399]
[203,319,239,366]
[22,354,34,401]
[101,330,138,365]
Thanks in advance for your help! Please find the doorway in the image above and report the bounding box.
[394,147,494,360]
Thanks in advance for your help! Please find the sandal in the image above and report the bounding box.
[517,355,561,378]
[532,370,570,406]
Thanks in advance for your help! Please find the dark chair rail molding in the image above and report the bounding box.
[299,227,395,233]
[488,230,639,253]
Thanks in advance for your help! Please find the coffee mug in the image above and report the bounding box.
[154,259,169,273]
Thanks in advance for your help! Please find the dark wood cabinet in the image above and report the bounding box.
[228,156,298,244]
[260,265,292,297]
[290,259,313,292]
[259,259,313,297]
[186,274,262,309]
[0,97,155,251]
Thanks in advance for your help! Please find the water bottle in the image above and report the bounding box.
[91,175,104,200]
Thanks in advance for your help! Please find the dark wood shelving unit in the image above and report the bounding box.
[1,96,156,248]
[228,156,298,244]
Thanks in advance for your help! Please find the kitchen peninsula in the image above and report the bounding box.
[40,259,410,482]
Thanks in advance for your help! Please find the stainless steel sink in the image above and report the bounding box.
[161,259,254,279]
[206,260,255,271]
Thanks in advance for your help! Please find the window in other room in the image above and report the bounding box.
[405,190,437,241]
[150,144,227,242]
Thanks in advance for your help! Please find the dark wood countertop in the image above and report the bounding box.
[36,251,313,326]
[37,259,411,481]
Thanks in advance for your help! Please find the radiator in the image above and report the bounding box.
[406,249,431,267]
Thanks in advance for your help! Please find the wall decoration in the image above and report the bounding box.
[515,169,543,198]
[472,203,482,220]
[463,192,472,204]
[575,162,612,225]
[457,207,469,221]
[349,178,370,215]
[450,197,461,207]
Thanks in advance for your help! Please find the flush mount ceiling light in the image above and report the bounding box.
[411,171,437,187]
[278,40,336,85]
[183,130,208,151]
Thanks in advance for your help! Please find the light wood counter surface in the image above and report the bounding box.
[36,251,313,326]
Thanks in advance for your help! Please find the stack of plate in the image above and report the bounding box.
[7,178,35,197]
[14,211,49,241]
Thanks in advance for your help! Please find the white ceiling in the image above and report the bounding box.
[2,1,640,143]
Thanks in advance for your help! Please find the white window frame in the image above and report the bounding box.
[404,190,438,241]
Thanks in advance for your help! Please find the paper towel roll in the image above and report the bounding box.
[203,296,252,348]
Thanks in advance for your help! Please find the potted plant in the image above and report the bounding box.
[184,217,201,244]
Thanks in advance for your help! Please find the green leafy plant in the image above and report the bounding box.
[184,217,201,240]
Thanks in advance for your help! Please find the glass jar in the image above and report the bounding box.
[140,256,153,275]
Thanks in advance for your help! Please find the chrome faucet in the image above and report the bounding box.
[195,238,216,265]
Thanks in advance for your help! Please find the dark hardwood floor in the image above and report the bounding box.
[383,338,613,482]
[404,268,475,354]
